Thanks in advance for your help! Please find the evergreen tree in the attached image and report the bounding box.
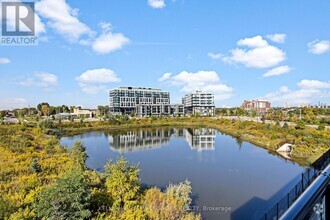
[30,158,42,173]
[34,169,91,220]
[71,141,88,170]
[295,120,306,130]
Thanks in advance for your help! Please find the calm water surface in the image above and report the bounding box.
[60,127,305,220]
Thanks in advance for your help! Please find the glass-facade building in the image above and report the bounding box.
[109,86,174,116]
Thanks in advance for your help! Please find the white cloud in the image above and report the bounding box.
[36,0,93,42]
[77,83,109,94]
[148,0,166,8]
[237,35,268,48]
[264,79,330,106]
[262,65,292,77]
[0,57,10,64]
[161,70,234,100]
[297,79,330,89]
[92,22,130,54]
[265,34,286,43]
[308,40,330,55]
[76,68,121,94]
[222,35,286,68]
[0,98,29,110]
[207,52,223,60]
[36,1,129,53]
[76,68,121,84]
[20,72,58,90]
[158,72,172,82]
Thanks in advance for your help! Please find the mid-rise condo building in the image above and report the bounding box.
[109,86,184,117]
[109,87,214,117]
[182,91,215,116]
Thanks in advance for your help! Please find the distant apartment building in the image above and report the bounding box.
[242,100,271,112]
[309,102,329,109]
[109,86,179,117]
[182,91,215,116]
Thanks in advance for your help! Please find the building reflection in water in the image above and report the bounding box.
[108,128,216,153]
[184,128,216,151]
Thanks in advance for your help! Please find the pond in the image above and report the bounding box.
[60,127,305,220]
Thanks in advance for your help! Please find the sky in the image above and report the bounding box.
[0,0,329,110]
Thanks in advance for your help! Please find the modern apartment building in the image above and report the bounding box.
[242,100,271,113]
[170,104,185,117]
[109,86,171,116]
[182,91,215,116]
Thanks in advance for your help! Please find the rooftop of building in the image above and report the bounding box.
[111,86,166,92]
[184,91,214,96]
[243,99,270,102]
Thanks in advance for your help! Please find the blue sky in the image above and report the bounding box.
[0,0,329,109]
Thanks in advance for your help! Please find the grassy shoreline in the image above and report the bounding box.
[59,117,330,166]
[1,117,328,218]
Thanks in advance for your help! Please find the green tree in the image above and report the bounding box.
[70,106,75,113]
[62,105,70,113]
[41,104,51,116]
[251,110,257,118]
[0,110,6,120]
[34,169,91,220]
[305,108,315,120]
[38,119,55,129]
[97,105,109,116]
[318,125,325,131]
[71,141,88,169]
[37,102,49,112]
[30,158,42,173]
[104,158,140,209]
[0,196,12,220]
[295,120,306,130]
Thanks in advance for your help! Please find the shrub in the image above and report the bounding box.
[283,122,289,129]
[34,169,91,220]
[295,120,306,130]
[104,158,140,209]
[143,180,200,220]
[71,141,88,169]
[30,158,42,173]
[38,119,55,130]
